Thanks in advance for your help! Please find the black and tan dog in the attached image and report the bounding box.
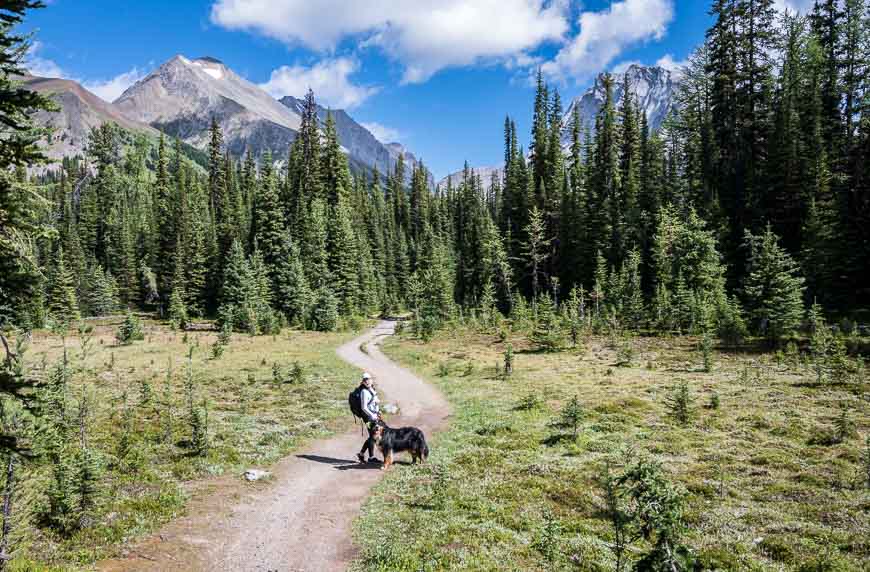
[372,422,429,469]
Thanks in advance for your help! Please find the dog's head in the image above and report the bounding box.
[372,424,385,444]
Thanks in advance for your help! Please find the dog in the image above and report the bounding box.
[371,422,429,469]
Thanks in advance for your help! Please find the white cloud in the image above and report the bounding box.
[82,69,146,102]
[542,0,674,84]
[612,60,642,75]
[25,42,66,78]
[26,42,145,102]
[260,57,378,109]
[655,54,688,76]
[361,121,401,144]
[211,0,569,84]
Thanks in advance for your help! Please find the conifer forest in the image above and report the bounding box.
[0,0,869,570]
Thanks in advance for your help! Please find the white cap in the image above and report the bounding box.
[362,372,372,380]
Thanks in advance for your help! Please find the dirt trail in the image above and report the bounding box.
[100,320,450,572]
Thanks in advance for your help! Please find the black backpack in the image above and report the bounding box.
[348,384,366,420]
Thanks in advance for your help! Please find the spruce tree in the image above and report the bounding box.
[0,0,54,323]
[48,246,81,329]
[742,225,806,344]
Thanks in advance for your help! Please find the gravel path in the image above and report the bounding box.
[100,320,450,572]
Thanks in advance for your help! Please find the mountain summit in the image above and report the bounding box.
[562,64,677,144]
[114,55,302,158]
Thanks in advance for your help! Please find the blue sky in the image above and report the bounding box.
[23,0,814,179]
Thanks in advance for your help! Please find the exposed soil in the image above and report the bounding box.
[99,320,450,572]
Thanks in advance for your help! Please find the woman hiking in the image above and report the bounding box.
[356,372,381,464]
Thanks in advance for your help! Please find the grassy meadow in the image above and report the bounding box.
[355,324,869,571]
[6,317,363,571]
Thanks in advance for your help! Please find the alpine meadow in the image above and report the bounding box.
[0,0,868,571]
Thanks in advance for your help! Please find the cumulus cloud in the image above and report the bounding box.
[26,42,145,102]
[260,57,378,109]
[360,121,401,144]
[211,0,568,83]
[82,69,146,102]
[655,54,688,75]
[542,0,674,84]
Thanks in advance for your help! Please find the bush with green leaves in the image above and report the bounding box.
[514,392,542,411]
[115,312,144,345]
[289,361,305,384]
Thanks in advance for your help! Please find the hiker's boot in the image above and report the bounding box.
[357,452,366,464]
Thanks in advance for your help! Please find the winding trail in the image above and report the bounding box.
[100,320,450,572]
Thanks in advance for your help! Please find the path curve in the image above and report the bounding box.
[100,320,450,572]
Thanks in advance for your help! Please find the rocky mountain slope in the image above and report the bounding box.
[279,96,429,184]
[21,74,158,162]
[114,55,301,159]
[562,64,677,144]
[111,55,429,184]
[437,165,503,190]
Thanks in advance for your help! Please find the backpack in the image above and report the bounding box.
[348,384,366,420]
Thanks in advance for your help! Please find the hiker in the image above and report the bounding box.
[354,372,381,464]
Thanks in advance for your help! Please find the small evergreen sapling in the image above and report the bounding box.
[115,312,144,345]
[289,361,304,385]
[699,331,714,372]
[602,452,693,572]
[503,343,514,377]
[168,285,188,330]
[551,396,584,441]
[529,294,562,352]
[863,435,870,489]
[160,361,173,444]
[833,403,856,444]
[665,380,693,425]
[532,510,563,562]
[185,348,209,456]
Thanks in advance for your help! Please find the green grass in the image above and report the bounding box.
[7,317,366,570]
[354,324,869,571]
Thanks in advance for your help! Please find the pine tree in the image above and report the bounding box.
[252,150,286,290]
[523,206,551,304]
[82,263,118,317]
[48,246,81,329]
[742,225,806,344]
[0,0,54,324]
[274,238,311,326]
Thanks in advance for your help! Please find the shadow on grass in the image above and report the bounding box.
[541,433,576,446]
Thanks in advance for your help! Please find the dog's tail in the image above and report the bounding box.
[422,441,430,460]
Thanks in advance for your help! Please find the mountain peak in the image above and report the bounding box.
[195,56,224,65]
[562,64,676,140]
